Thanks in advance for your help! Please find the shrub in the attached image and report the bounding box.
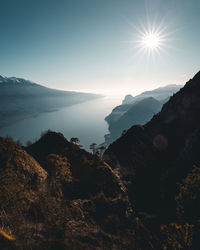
[161,223,194,249]
[175,166,200,222]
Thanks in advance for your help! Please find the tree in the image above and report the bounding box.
[161,223,194,249]
[15,139,22,146]
[70,137,80,144]
[26,140,32,146]
[99,146,106,159]
[121,130,127,136]
[90,143,97,154]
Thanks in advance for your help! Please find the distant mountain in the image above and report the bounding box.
[105,84,182,143]
[108,97,163,140]
[122,94,135,105]
[122,84,182,105]
[104,71,200,248]
[0,75,101,128]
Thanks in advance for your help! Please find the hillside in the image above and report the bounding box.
[0,76,100,128]
[0,131,135,249]
[104,71,200,248]
[1,72,200,249]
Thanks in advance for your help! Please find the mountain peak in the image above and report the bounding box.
[0,75,36,85]
[122,94,134,105]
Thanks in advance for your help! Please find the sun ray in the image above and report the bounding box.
[130,18,172,59]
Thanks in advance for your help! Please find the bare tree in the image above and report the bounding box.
[26,140,32,147]
[121,130,127,136]
[90,143,97,154]
[99,146,106,159]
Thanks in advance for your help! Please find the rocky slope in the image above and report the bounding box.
[0,131,135,249]
[104,71,200,247]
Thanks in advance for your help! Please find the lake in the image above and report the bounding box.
[0,96,122,151]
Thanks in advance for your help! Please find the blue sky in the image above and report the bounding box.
[0,0,199,96]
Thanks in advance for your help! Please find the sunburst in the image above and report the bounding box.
[131,18,171,58]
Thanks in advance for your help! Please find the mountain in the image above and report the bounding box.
[105,84,182,143]
[0,75,101,128]
[0,131,135,249]
[106,84,182,124]
[1,72,200,249]
[108,97,163,141]
[122,94,135,105]
[104,71,200,248]
[122,84,182,105]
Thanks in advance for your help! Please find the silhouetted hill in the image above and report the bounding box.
[106,84,181,123]
[108,97,163,141]
[105,84,181,144]
[0,131,134,249]
[104,71,200,248]
[0,75,101,128]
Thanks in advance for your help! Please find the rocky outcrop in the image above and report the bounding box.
[0,132,135,249]
[122,95,135,105]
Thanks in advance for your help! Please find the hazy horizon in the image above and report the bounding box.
[0,74,185,99]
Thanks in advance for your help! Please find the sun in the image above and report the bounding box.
[142,33,160,49]
[131,19,170,58]
[138,28,165,53]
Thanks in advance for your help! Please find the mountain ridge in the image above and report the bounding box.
[0,75,101,129]
[104,71,200,246]
[107,97,163,141]
[122,84,182,105]
[104,84,182,144]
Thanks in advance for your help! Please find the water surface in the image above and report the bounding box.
[0,96,121,150]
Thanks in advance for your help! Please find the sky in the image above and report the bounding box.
[0,0,199,96]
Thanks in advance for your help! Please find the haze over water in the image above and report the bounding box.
[0,96,121,150]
